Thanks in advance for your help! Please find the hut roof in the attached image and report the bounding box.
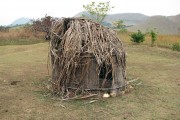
[50,18,125,65]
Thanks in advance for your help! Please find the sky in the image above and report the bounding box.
[0,0,180,25]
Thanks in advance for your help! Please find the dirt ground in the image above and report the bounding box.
[0,43,180,120]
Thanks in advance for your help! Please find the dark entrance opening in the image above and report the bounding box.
[99,63,113,89]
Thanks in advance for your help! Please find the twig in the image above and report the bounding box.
[68,85,127,91]
[84,100,99,104]
[127,77,139,83]
[95,110,111,115]
[136,82,142,85]
[62,94,98,101]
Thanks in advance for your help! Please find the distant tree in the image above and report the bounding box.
[101,21,112,27]
[178,27,180,31]
[83,1,114,23]
[130,30,145,44]
[149,30,157,47]
[31,15,56,40]
[113,20,127,32]
[0,26,10,32]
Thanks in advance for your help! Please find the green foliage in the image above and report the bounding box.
[113,20,127,32]
[113,20,124,29]
[150,30,157,46]
[83,1,113,23]
[172,42,180,52]
[130,30,145,44]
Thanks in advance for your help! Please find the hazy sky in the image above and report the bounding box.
[0,0,179,25]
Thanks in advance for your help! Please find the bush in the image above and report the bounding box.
[130,30,145,43]
[172,42,180,52]
[150,30,157,47]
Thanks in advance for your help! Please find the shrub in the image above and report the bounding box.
[172,42,180,52]
[150,30,157,47]
[130,30,145,44]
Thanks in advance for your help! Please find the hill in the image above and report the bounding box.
[9,13,180,35]
[75,12,180,35]
[168,14,180,26]
[104,13,149,25]
[127,16,180,35]
[10,17,31,26]
[74,11,89,17]
[75,12,149,25]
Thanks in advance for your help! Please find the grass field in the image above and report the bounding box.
[0,42,180,120]
[0,29,45,46]
[118,32,180,49]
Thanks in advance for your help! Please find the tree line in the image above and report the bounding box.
[0,26,10,32]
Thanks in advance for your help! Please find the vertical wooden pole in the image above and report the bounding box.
[111,55,126,96]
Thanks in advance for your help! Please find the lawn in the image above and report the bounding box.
[0,42,180,120]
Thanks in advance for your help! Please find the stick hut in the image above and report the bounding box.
[49,18,126,98]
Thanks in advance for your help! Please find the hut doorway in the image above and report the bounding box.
[99,63,113,89]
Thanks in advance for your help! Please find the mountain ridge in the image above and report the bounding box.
[75,12,180,35]
[127,15,180,35]
[104,13,150,25]
[10,17,31,26]
[9,13,180,35]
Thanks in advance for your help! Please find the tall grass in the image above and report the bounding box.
[118,32,180,49]
[1,28,179,48]
[0,27,45,46]
[156,35,180,48]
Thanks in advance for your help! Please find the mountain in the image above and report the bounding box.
[168,14,180,26]
[75,12,149,25]
[9,13,179,35]
[104,13,149,25]
[127,15,180,35]
[10,17,31,26]
[74,11,89,17]
[75,12,180,35]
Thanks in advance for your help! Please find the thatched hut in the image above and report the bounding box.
[49,18,126,98]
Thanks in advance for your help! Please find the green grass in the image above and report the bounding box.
[0,42,180,120]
